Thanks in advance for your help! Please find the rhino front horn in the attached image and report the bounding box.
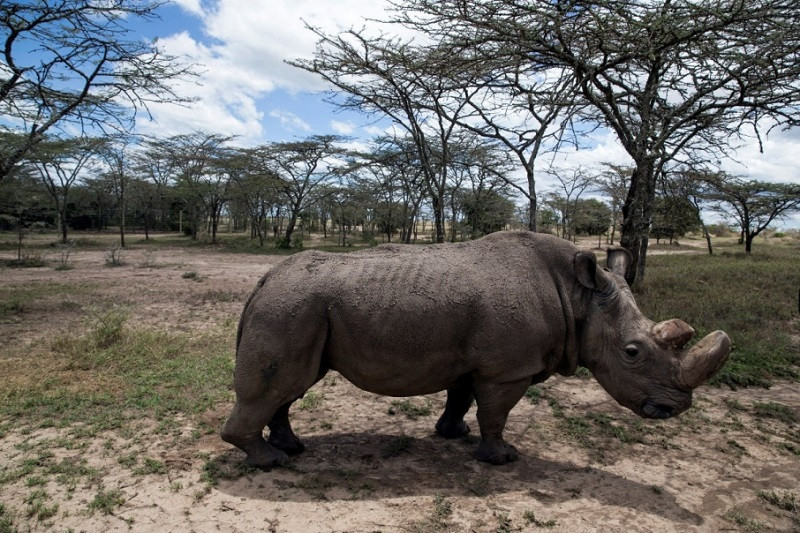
[677,331,732,390]
[652,319,695,349]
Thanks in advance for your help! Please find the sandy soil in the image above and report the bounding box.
[1,236,798,532]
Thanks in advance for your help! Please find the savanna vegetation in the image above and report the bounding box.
[2,0,800,529]
[0,230,798,530]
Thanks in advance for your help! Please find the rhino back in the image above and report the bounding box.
[242,232,580,395]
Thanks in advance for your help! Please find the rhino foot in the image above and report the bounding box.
[222,433,290,470]
[242,441,290,471]
[474,441,518,465]
[268,433,306,455]
[435,418,471,439]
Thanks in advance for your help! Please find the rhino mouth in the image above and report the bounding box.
[640,400,675,419]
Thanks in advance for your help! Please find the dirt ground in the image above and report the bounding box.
[1,236,799,532]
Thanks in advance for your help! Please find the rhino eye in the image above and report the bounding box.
[624,345,639,358]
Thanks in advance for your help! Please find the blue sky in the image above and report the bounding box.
[132,0,393,144]
[125,0,799,226]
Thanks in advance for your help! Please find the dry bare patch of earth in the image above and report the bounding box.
[1,237,798,532]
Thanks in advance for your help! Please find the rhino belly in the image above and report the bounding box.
[323,299,474,397]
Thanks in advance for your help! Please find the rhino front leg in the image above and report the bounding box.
[472,378,530,465]
[435,373,474,439]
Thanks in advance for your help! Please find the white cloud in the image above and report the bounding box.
[720,129,800,183]
[269,109,312,132]
[363,125,390,137]
[196,0,393,93]
[331,120,356,135]
[145,1,395,139]
[138,31,265,143]
[172,0,204,16]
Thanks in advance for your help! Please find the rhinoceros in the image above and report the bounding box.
[221,231,730,468]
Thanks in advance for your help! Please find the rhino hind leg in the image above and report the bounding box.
[472,378,530,465]
[221,401,290,470]
[267,400,305,455]
[435,374,474,439]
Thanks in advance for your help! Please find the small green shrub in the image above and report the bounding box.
[298,391,324,410]
[523,510,557,528]
[88,487,124,515]
[0,502,16,533]
[757,490,797,512]
[133,458,166,476]
[104,246,125,267]
[88,307,128,349]
[525,386,543,404]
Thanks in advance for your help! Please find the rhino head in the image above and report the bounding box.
[574,249,731,419]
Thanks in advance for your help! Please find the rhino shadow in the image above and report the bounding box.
[209,431,703,527]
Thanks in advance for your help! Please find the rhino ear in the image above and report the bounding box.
[575,251,609,291]
[606,247,635,287]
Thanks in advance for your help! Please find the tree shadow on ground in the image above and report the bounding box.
[208,431,703,527]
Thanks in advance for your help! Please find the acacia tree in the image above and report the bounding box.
[364,136,427,244]
[264,135,345,248]
[227,147,284,247]
[98,135,136,247]
[704,174,800,253]
[29,136,103,242]
[572,198,613,248]
[291,27,472,243]
[400,0,800,284]
[157,132,232,240]
[546,167,593,242]
[0,0,195,180]
[391,13,581,232]
[595,165,631,245]
[0,163,47,259]
[669,170,718,255]
[133,136,181,232]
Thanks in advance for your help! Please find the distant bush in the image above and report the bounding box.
[6,253,46,268]
[707,224,737,237]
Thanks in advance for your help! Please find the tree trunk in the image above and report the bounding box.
[620,159,656,288]
[745,232,754,253]
[119,202,126,248]
[431,196,445,243]
[60,205,69,244]
[701,224,713,255]
[283,206,300,247]
[526,168,537,232]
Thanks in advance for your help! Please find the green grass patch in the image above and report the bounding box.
[0,502,16,533]
[0,314,235,428]
[387,399,432,419]
[87,487,125,515]
[1,255,47,268]
[133,457,166,476]
[380,435,415,458]
[297,391,325,411]
[752,402,796,423]
[525,385,543,404]
[523,509,557,528]
[0,282,96,320]
[637,244,800,388]
[23,489,58,521]
[757,490,797,512]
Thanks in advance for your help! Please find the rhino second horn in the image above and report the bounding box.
[652,319,695,349]
[677,331,732,390]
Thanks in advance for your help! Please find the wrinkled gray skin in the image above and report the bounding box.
[222,231,730,468]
